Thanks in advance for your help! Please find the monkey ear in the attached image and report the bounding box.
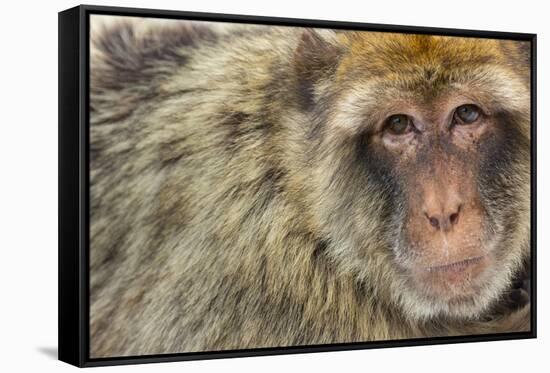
[293,29,345,110]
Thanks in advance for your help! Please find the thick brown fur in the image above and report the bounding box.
[89,17,531,357]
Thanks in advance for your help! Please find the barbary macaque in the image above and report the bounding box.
[89,18,531,357]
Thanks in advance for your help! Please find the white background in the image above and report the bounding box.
[0,0,547,371]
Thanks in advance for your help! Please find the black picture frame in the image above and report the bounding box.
[59,4,537,368]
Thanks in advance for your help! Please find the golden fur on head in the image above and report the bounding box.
[89,16,531,358]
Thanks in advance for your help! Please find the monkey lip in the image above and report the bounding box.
[412,255,489,299]
[424,256,485,274]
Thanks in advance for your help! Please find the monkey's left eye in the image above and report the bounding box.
[454,104,481,125]
[384,114,413,135]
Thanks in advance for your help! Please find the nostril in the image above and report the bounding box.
[450,212,459,225]
[429,217,440,229]
[425,213,440,230]
[450,205,461,225]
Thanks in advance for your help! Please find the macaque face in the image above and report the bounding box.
[372,95,495,301]
[312,34,530,320]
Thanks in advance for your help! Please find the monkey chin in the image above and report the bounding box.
[396,252,511,322]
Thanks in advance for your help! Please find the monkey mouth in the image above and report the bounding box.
[410,254,490,300]
[424,256,485,274]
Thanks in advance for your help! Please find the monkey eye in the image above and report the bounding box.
[454,104,481,125]
[384,114,413,135]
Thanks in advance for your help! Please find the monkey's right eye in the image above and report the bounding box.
[384,114,413,135]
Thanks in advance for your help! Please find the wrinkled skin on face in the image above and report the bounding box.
[305,33,530,321]
[375,96,504,312]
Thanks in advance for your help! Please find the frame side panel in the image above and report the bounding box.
[530,34,537,338]
[58,6,84,367]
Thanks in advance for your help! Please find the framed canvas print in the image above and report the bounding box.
[58,5,537,367]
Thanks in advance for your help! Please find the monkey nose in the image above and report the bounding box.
[424,205,461,232]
